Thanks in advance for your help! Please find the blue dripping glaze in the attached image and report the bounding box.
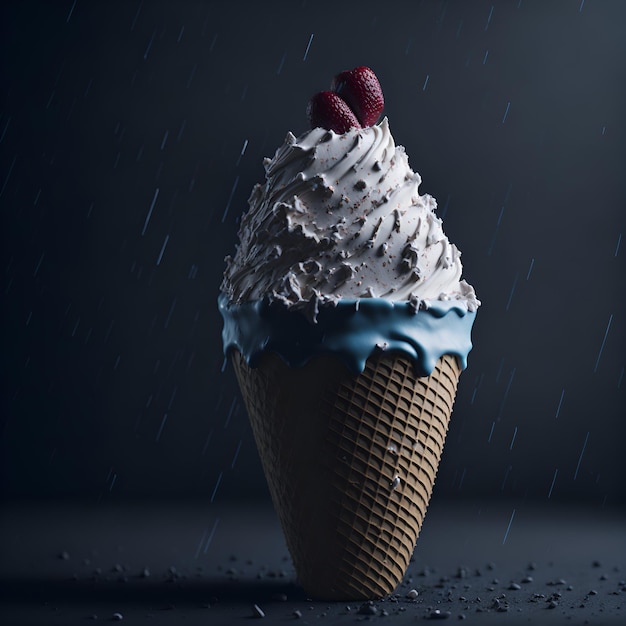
[218,293,477,377]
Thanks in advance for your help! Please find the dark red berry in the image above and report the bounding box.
[306,91,362,133]
[331,66,384,127]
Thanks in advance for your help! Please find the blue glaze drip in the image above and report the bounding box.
[219,293,477,377]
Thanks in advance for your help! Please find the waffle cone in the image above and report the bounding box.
[232,349,461,600]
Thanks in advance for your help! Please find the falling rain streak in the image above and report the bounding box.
[195,518,221,559]
[156,234,169,265]
[495,357,505,383]
[236,139,249,166]
[302,33,314,61]
[505,272,518,311]
[614,233,621,256]
[130,2,142,31]
[33,252,45,277]
[142,188,159,235]
[458,467,467,490]
[548,469,558,499]
[202,429,213,455]
[470,372,484,405]
[487,205,505,256]
[0,116,11,143]
[593,314,613,373]
[276,51,286,75]
[231,440,242,469]
[143,29,156,60]
[485,5,494,30]
[204,518,220,554]
[186,64,197,89]
[223,397,237,428]
[155,414,168,442]
[103,466,120,494]
[0,154,16,198]
[502,101,511,123]
[526,257,534,280]
[501,465,512,490]
[502,508,515,545]
[194,529,207,560]
[210,471,223,503]
[554,389,565,419]
[573,432,589,480]
[221,176,239,223]
[164,297,177,328]
[497,367,516,421]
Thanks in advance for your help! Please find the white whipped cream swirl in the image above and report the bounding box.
[222,118,479,320]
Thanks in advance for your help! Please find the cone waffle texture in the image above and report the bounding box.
[232,350,461,600]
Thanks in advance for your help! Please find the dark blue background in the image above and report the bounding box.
[1,0,624,504]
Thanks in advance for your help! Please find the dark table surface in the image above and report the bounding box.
[1,498,624,625]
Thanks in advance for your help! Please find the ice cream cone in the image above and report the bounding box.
[231,349,461,600]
